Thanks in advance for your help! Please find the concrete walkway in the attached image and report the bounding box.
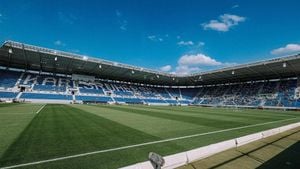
[177,127,300,169]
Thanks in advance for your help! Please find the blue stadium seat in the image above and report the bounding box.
[0,91,18,98]
[76,95,113,102]
[21,93,72,100]
[114,97,142,103]
[0,70,20,88]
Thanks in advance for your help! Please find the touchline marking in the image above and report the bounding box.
[0,117,297,169]
[35,104,46,114]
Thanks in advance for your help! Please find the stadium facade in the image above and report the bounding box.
[0,40,300,108]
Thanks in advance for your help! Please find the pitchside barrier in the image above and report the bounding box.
[196,104,300,111]
[120,122,300,169]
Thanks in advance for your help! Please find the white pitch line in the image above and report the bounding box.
[35,104,46,114]
[0,117,298,169]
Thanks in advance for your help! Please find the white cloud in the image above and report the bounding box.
[148,35,156,41]
[148,35,164,42]
[178,54,221,66]
[119,20,128,31]
[175,54,220,75]
[232,5,239,9]
[198,42,205,46]
[173,53,236,75]
[202,14,246,32]
[175,65,201,75]
[160,65,172,72]
[177,41,194,46]
[271,44,300,55]
[54,40,66,47]
[116,10,128,31]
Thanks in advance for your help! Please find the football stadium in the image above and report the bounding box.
[1,1,300,169]
[0,42,300,169]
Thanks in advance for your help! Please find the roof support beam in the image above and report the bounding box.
[66,58,74,73]
[90,63,101,75]
[22,44,29,71]
[263,64,282,78]
[6,43,14,68]
[7,49,11,68]
[246,66,267,80]
[38,51,43,74]
[285,61,298,77]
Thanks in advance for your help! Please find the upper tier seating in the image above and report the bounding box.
[20,73,72,93]
[0,70,20,89]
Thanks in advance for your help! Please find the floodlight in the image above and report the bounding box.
[232,70,235,75]
[156,75,160,78]
[99,65,102,69]
[283,62,287,68]
[148,152,165,169]
[54,57,58,61]
[83,56,88,60]
[8,48,13,54]
[131,70,135,74]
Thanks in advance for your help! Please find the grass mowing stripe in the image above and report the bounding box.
[0,117,297,169]
[104,105,253,128]
[144,106,296,119]
[71,104,203,138]
[184,106,300,117]
[122,105,285,123]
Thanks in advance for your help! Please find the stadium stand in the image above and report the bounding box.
[0,41,299,108]
[0,68,300,107]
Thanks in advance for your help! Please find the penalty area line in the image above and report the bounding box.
[35,104,46,114]
[0,117,298,169]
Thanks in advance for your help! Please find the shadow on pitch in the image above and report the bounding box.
[257,141,300,169]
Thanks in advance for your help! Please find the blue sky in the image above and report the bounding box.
[1,0,300,75]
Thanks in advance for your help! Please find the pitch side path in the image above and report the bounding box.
[0,104,299,169]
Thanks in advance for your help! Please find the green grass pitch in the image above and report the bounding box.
[0,103,299,169]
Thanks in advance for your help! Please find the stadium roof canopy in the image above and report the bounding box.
[0,40,300,86]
